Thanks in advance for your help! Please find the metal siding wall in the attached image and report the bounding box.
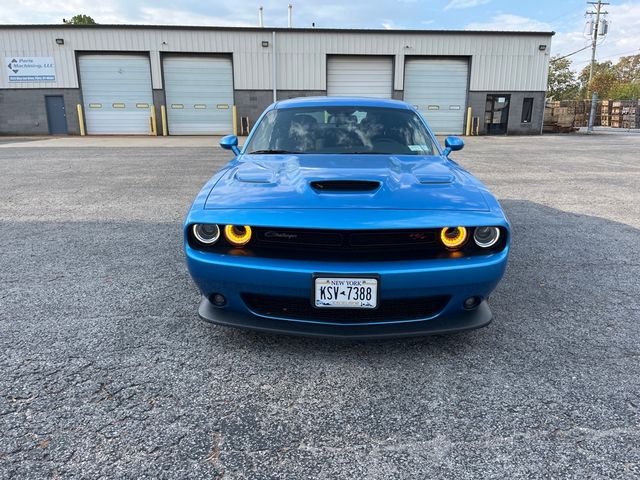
[0,27,552,92]
[0,30,78,88]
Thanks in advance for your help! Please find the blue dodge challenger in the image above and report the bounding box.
[184,97,510,338]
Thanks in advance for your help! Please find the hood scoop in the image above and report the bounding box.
[235,163,276,184]
[311,180,381,193]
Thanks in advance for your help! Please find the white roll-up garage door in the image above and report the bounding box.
[163,56,234,135]
[327,56,393,98]
[79,55,153,135]
[404,58,469,135]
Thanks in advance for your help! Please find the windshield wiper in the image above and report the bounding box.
[247,149,301,154]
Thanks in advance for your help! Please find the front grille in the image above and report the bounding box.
[241,293,450,323]
[188,226,508,261]
[254,227,439,249]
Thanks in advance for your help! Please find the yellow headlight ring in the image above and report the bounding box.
[224,225,253,247]
[440,226,468,249]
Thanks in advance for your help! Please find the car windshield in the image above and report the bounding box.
[244,106,436,156]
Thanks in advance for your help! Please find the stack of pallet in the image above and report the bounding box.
[553,106,576,127]
[543,101,580,133]
[622,101,639,129]
[601,100,612,126]
[611,101,624,128]
[544,99,638,130]
[572,100,593,127]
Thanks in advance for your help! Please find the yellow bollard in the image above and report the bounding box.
[161,105,168,136]
[76,104,86,136]
[150,105,157,136]
[465,107,473,136]
[232,105,238,136]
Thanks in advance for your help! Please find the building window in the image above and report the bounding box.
[521,97,534,123]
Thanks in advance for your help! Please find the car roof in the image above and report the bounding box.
[273,96,414,110]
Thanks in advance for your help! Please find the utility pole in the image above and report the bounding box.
[586,0,609,133]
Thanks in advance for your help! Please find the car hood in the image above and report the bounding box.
[204,154,489,211]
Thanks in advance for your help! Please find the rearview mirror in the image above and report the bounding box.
[220,135,240,155]
[443,136,464,157]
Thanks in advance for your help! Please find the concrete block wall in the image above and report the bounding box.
[0,88,81,135]
[467,91,545,135]
[234,90,326,132]
[1,87,547,136]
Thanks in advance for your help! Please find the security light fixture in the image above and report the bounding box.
[55,38,64,45]
[538,44,547,51]
[261,40,269,47]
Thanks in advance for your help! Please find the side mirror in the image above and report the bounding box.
[443,136,464,157]
[220,135,240,155]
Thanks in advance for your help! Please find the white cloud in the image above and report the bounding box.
[444,0,490,11]
[0,0,261,26]
[0,0,367,27]
[382,20,405,30]
[136,8,253,27]
[1,0,638,72]
[465,14,552,32]
[550,1,640,71]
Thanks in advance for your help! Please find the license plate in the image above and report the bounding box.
[314,277,378,309]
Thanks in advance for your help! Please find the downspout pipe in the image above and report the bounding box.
[272,31,277,102]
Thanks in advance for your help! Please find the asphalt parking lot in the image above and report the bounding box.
[1,133,639,479]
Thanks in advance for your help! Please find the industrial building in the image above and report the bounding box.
[0,24,553,136]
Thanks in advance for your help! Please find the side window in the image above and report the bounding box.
[248,110,276,150]
[521,97,534,123]
[407,115,434,155]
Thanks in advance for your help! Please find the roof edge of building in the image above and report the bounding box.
[0,24,555,36]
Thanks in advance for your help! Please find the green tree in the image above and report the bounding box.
[578,56,640,100]
[547,57,580,100]
[614,54,640,83]
[63,14,96,25]
[578,60,615,96]
[608,82,640,100]
[591,69,619,98]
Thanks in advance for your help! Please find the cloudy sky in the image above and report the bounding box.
[1,0,639,71]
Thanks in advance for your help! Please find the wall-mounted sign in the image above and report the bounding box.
[5,57,56,82]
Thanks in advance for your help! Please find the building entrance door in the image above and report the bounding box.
[485,94,510,135]
[45,96,68,135]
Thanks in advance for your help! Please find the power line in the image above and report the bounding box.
[546,6,583,25]
[551,44,592,61]
[571,48,640,66]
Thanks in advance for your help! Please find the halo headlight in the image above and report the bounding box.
[440,226,468,249]
[192,224,221,245]
[473,226,501,248]
[224,225,253,247]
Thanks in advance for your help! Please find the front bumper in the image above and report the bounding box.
[199,295,492,338]
[186,245,509,338]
